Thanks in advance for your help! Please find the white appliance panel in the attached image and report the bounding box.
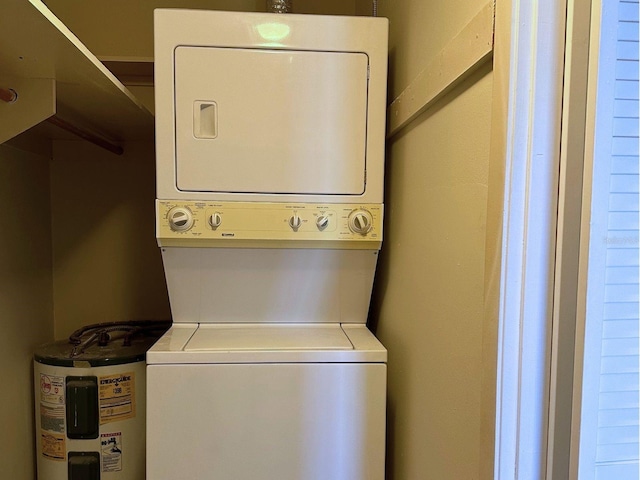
[155,200,384,250]
[146,363,386,480]
[161,248,378,324]
[155,10,388,203]
[174,47,369,195]
[146,324,387,364]
[185,324,353,351]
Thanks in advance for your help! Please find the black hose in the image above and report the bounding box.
[68,320,171,357]
[69,320,171,345]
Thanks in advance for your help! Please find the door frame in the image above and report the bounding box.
[491,0,596,477]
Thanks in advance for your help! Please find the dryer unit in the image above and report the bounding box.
[154,10,387,204]
[149,10,389,480]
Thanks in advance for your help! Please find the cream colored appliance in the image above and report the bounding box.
[148,10,388,480]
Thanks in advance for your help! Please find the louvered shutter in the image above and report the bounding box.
[579,1,639,478]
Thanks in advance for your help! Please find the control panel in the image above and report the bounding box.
[157,201,383,249]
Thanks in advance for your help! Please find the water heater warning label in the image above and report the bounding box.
[40,404,65,434]
[101,432,123,472]
[41,432,65,461]
[98,372,136,424]
[39,374,66,460]
[40,374,64,405]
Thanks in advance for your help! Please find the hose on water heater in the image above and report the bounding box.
[68,319,171,357]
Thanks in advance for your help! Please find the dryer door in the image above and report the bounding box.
[173,47,369,195]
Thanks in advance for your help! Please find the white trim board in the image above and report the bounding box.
[493,0,567,478]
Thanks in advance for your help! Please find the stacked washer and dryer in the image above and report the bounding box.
[148,10,389,480]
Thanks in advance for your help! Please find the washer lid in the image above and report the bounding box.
[146,323,387,364]
[185,324,353,351]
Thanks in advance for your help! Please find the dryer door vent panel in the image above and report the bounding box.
[174,47,369,195]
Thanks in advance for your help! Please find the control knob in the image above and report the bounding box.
[289,213,302,231]
[348,210,373,235]
[316,215,330,231]
[208,212,222,229]
[167,207,194,232]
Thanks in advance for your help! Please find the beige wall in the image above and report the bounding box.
[370,0,496,478]
[0,144,54,479]
[50,140,170,339]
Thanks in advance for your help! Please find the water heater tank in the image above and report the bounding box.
[33,321,169,480]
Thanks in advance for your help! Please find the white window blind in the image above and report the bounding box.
[578,0,639,478]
